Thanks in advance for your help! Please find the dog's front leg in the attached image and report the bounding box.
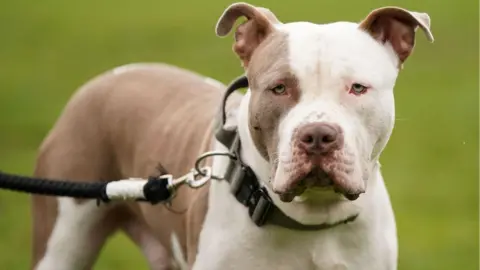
[34,198,118,270]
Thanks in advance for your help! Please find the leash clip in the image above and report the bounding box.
[187,166,212,188]
[164,166,213,196]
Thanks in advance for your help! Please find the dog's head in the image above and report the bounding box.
[216,3,433,202]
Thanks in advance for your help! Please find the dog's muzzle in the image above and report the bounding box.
[274,122,365,202]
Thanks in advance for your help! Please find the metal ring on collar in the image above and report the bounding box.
[194,151,237,180]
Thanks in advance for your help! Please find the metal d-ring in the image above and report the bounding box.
[194,151,236,180]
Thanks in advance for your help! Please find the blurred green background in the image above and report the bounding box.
[0,0,478,269]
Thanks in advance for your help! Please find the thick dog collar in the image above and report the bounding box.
[214,75,358,231]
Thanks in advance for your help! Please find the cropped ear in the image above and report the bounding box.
[215,2,281,68]
[359,6,434,67]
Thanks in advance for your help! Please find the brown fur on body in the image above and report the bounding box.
[31,63,242,269]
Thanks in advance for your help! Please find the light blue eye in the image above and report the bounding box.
[271,84,287,95]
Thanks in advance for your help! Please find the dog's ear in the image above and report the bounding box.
[359,6,434,67]
[216,2,281,68]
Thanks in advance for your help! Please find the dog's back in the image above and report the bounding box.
[31,63,240,269]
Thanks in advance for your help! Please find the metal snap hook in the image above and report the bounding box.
[163,172,192,194]
[186,166,212,188]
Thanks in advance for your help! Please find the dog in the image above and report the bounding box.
[31,2,433,270]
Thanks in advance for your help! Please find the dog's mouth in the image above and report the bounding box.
[276,167,362,203]
[277,167,332,202]
[303,168,334,187]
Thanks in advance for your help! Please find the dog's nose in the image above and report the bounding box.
[297,123,343,155]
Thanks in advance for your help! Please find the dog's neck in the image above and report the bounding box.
[219,89,376,225]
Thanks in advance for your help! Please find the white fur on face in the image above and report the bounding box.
[272,22,398,197]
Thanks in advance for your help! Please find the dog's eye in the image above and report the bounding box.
[349,83,368,95]
[270,84,287,95]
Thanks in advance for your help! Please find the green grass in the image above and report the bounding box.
[0,0,478,269]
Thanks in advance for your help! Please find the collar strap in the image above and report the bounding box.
[215,75,249,148]
[214,75,358,231]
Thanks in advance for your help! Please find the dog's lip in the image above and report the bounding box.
[302,168,364,201]
[291,167,334,191]
[302,168,333,187]
[275,167,331,203]
[277,184,306,202]
[275,167,363,202]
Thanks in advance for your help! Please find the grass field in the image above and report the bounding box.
[0,0,478,269]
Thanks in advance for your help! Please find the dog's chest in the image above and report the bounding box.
[195,211,377,270]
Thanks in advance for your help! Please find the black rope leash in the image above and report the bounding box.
[0,76,246,205]
[0,170,171,205]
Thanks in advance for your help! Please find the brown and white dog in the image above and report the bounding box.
[31,2,433,270]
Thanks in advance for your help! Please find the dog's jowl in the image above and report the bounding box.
[32,2,433,270]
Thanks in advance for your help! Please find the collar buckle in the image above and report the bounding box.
[248,187,273,227]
